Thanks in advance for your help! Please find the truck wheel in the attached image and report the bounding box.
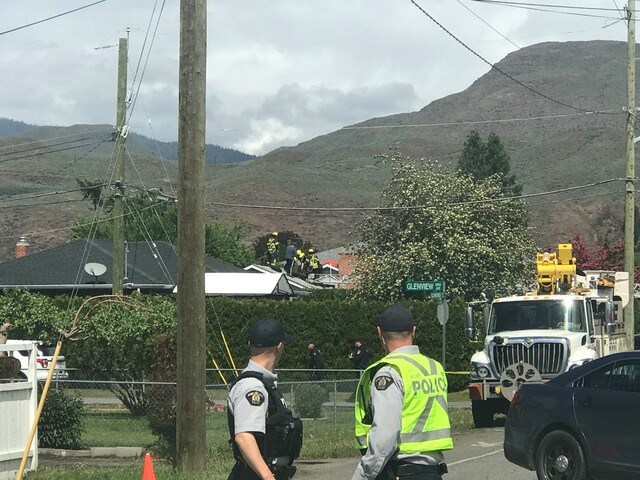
[535,430,587,480]
[471,400,494,428]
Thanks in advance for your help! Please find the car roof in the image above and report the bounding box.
[548,351,640,385]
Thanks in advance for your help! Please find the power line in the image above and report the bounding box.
[0,197,87,211]
[0,199,170,240]
[208,178,626,212]
[0,129,107,151]
[127,0,167,121]
[454,0,521,49]
[408,0,605,113]
[0,141,101,163]
[0,0,107,37]
[0,184,109,204]
[129,0,160,93]
[472,0,636,13]
[0,135,108,157]
[473,2,623,19]
[341,110,621,130]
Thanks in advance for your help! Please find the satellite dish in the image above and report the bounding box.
[84,262,107,277]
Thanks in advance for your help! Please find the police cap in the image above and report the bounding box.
[249,317,293,347]
[374,304,415,332]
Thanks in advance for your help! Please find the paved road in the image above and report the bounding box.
[296,426,536,480]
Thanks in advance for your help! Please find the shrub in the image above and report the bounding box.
[38,387,85,449]
[293,384,325,418]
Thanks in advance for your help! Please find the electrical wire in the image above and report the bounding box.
[0,129,107,151]
[127,0,167,121]
[0,197,87,211]
[472,0,636,13]
[0,141,102,163]
[409,0,612,113]
[0,184,109,204]
[454,0,521,49]
[341,110,621,130]
[0,135,109,157]
[0,1,107,36]
[128,0,160,94]
[474,2,623,19]
[207,178,626,212]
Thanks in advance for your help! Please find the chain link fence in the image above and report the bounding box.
[40,368,362,423]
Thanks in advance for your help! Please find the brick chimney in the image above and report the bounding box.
[15,236,30,258]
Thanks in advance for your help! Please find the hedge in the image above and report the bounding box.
[203,297,475,383]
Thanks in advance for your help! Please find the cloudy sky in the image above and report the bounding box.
[0,1,631,155]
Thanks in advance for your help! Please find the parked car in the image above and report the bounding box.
[6,339,69,381]
[504,351,640,480]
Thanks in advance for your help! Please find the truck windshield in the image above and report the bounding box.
[488,299,586,334]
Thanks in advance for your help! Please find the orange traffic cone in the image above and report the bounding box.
[142,452,156,480]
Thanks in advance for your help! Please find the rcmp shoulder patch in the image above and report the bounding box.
[374,375,394,391]
[245,390,265,406]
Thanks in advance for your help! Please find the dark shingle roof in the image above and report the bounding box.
[0,238,243,288]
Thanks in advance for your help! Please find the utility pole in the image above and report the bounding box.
[112,36,128,295]
[624,0,636,350]
[176,0,207,472]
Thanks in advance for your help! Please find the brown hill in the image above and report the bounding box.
[0,40,633,260]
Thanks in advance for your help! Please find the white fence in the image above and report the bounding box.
[0,342,38,480]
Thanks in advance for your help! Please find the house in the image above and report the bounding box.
[314,244,361,289]
[243,264,321,296]
[173,272,295,298]
[0,238,243,295]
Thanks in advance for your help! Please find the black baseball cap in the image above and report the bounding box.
[373,304,415,332]
[307,339,316,345]
[249,317,293,347]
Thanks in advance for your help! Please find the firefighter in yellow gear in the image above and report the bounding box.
[267,232,279,267]
[307,248,320,275]
[352,304,452,480]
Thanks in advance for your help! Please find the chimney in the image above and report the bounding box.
[15,236,30,258]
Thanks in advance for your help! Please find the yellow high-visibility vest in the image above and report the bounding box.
[354,351,453,454]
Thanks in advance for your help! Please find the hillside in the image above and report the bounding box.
[0,119,254,166]
[0,40,633,260]
[205,40,631,249]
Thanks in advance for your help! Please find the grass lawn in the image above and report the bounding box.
[28,403,473,479]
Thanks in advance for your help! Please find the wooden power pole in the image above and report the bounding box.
[112,37,128,295]
[624,0,636,349]
[176,0,207,471]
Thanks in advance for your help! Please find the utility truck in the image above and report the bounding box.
[465,244,633,428]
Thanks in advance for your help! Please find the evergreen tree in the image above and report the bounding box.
[458,131,522,196]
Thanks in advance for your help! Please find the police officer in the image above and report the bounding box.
[352,304,453,480]
[346,339,370,402]
[227,317,302,480]
[307,340,325,381]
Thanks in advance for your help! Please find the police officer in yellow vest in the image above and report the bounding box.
[352,304,453,480]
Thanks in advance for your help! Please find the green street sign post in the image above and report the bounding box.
[403,280,446,299]
[404,280,448,367]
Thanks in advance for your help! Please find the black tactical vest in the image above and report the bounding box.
[227,371,303,467]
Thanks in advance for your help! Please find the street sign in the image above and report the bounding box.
[404,280,446,296]
[437,300,449,326]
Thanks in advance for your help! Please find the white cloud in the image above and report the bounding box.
[0,0,628,155]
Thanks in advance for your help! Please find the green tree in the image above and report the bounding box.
[0,289,70,345]
[252,230,312,265]
[354,151,535,301]
[205,221,255,267]
[458,131,522,196]
[72,194,254,267]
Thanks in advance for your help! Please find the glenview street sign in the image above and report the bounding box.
[403,280,446,299]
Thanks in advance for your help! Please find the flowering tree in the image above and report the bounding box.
[353,151,535,301]
[570,234,639,281]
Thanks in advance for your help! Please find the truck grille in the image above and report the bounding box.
[492,341,566,376]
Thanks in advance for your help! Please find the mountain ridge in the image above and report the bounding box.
[0,40,632,259]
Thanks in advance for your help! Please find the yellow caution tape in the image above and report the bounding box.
[445,371,471,375]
